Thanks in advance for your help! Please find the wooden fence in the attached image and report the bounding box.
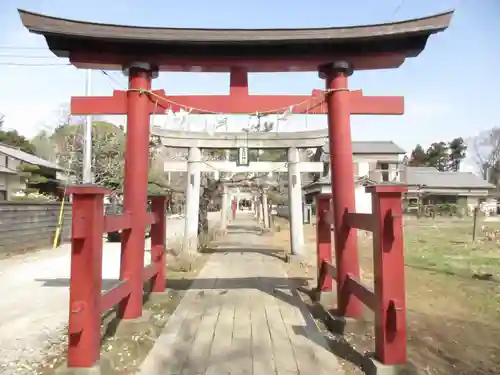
[0,201,71,255]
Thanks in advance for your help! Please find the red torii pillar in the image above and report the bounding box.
[114,63,159,319]
[319,61,379,319]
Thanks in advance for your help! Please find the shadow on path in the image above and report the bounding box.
[34,276,312,312]
[202,245,287,261]
[226,223,262,234]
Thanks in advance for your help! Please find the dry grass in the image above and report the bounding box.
[272,216,500,375]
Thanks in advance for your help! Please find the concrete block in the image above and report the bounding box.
[363,355,405,375]
[315,290,336,307]
[55,359,112,375]
[114,310,152,336]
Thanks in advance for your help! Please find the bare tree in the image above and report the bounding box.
[470,127,500,183]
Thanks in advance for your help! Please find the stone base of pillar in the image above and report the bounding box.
[216,227,228,237]
[363,357,405,375]
[56,361,111,375]
[182,236,199,254]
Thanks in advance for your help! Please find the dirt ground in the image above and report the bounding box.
[34,252,209,375]
[271,216,500,375]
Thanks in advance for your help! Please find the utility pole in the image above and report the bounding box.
[82,69,93,183]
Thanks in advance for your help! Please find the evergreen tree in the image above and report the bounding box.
[448,137,467,172]
[425,142,449,171]
[408,144,427,166]
[0,127,36,154]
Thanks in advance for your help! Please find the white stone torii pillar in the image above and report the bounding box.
[183,147,201,253]
[262,189,270,230]
[220,183,229,231]
[287,147,305,256]
[257,196,263,223]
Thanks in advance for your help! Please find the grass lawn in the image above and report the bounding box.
[273,216,500,375]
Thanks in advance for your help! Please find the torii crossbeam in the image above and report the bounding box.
[71,68,404,116]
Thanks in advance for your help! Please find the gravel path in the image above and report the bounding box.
[0,213,219,375]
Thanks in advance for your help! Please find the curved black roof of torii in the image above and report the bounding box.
[18,9,453,71]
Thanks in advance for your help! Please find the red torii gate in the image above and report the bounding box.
[19,8,453,372]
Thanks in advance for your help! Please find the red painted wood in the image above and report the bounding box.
[149,195,167,292]
[103,213,132,233]
[71,215,87,239]
[69,51,407,72]
[232,199,237,220]
[370,185,408,365]
[67,185,110,196]
[67,301,85,335]
[323,68,363,319]
[229,66,249,97]
[100,281,131,313]
[142,264,157,283]
[316,195,333,292]
[344,275,376,311]
[67,187,106,368]
[71,91,127,115]
[345,212,376,232]
[71,89,404,116]
[118,67,152,320]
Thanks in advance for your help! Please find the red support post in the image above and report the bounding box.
[232,198,237,220]
[316,194,333,292]
[149,195,167,292]
[368,185,408,365]
[119,63,155,319]
[67,185,109,368]
[320,61,362,319]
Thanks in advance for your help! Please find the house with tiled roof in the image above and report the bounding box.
[302,141,495,214]
[399,166,495,211]
[0,143,64,200]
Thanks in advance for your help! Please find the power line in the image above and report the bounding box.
[100,70,126,89]
[0,62,71,67]
[390,0,407,18]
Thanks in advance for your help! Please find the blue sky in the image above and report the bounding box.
[0,0,499,172]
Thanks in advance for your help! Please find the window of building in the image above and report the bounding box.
[378,162,390,182]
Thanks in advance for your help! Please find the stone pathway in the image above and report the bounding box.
[140,214,343,375]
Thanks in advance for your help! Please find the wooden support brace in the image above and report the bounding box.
[367,184,408,365]
[103,213,133,233]
[344,275,376,311]
[345,212,376,232]
[66,185,108,368]
[100,281,131,313]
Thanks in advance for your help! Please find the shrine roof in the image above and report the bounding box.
[18,9,453,72]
